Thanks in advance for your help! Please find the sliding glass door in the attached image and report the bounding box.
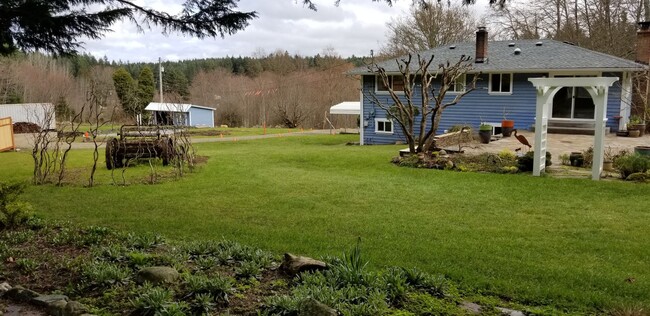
[551,75,596,120]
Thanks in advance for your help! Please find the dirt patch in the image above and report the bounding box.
[187,130,232,136]
[228,269,291,314]
[12,122,41,134]
[1,300,46,316]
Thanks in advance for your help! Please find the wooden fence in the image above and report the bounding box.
[0,117,15,152]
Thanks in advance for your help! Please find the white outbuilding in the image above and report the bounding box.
[145,102,215,128]
[0,103,56,129]
[329,101,361,116]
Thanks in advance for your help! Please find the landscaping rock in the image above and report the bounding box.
[63,301,89,316]
[4,286,40,301]
[48,300,68,316]
[32,294,68,307]
[280,253,327,276]
[299,299,337,316]
[0,282,12,293]
[626,172,648,182]
[460,301,481,314]
[497,307,525,316]
[136,266,180,285]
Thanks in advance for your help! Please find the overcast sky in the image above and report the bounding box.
[82,0,487,63]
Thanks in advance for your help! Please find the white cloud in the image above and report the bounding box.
[81,0,486,62]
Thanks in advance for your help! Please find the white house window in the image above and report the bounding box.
[489,73,513,94]
[376,75,405,92]
[450,74,466,93]
[375,118,393,133]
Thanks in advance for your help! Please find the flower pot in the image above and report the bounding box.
[631,124,646,136]
[603,161,614,171]
[569,152,584,167]
[478,130,491,144]
[616,130,629,137]
[628,129,641,137]
[501,120,514,137]
[634,146,650,157]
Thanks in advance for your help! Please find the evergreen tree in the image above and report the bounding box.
[163,68,190,101]
[1,0,257,56]
[112,67,137,118]
[136,66,155,113]
[54,96,73,121]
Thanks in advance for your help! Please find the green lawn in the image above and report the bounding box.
[186,127,304,137]
[1,135,649,312]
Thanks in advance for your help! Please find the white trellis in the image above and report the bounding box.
[528,77,619,180]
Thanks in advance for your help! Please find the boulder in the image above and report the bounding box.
[136,266,180,285]
[280,253,328,276]
[460,301,481,314]
[497,307,526,316]
[48,299,68,316]
[299,299,337,316]
[32,294,68,307]
[0,282,11,293]
[64,301,89,316]
[4,286,40,301]
[626,172,648,182]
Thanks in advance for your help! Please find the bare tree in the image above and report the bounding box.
[487,0,642,59]
[85,71,116,187]
[29,104,58,185]
[365,55,478,154]
[55,107,84,186]
[381,1,477,57]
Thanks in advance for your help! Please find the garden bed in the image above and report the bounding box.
[0,219,564,315]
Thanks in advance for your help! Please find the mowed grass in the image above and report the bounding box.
[188,126,305,137]
[1,135,649,312]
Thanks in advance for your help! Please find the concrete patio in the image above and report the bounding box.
[463,130,650,164]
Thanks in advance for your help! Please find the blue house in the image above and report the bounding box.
[349,27,647,145]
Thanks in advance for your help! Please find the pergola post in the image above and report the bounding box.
[591,87,609,180]
[528,77,618,180]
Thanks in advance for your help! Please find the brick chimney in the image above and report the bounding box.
[475,27,488,63]
[637,22,650,64]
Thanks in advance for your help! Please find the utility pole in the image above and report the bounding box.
[159,57,164,103]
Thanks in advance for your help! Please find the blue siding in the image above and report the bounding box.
[189,107,215,127]
[361,73,624,144]
[604,72,623,132]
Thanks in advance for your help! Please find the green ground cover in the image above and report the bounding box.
[0,135,648,313]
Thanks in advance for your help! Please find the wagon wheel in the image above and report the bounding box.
[105,138,118,170]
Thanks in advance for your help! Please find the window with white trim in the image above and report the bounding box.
[489,73,513,94]
[450,74,466,93]
[375,118,393,133]
[376,75,405,92]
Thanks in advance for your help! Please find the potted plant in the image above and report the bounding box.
[603,147,614,171]
[634,145,650,157]
[569,152,584,167]
[501,108,514,137]
[628,123,641,137]
[628,115,645,137]
[478,123,492,144]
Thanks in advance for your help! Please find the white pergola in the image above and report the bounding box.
[528,77,619,180]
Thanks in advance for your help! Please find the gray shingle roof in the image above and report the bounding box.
[348,39,646,75]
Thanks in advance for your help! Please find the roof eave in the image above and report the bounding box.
[348,67,646,77]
